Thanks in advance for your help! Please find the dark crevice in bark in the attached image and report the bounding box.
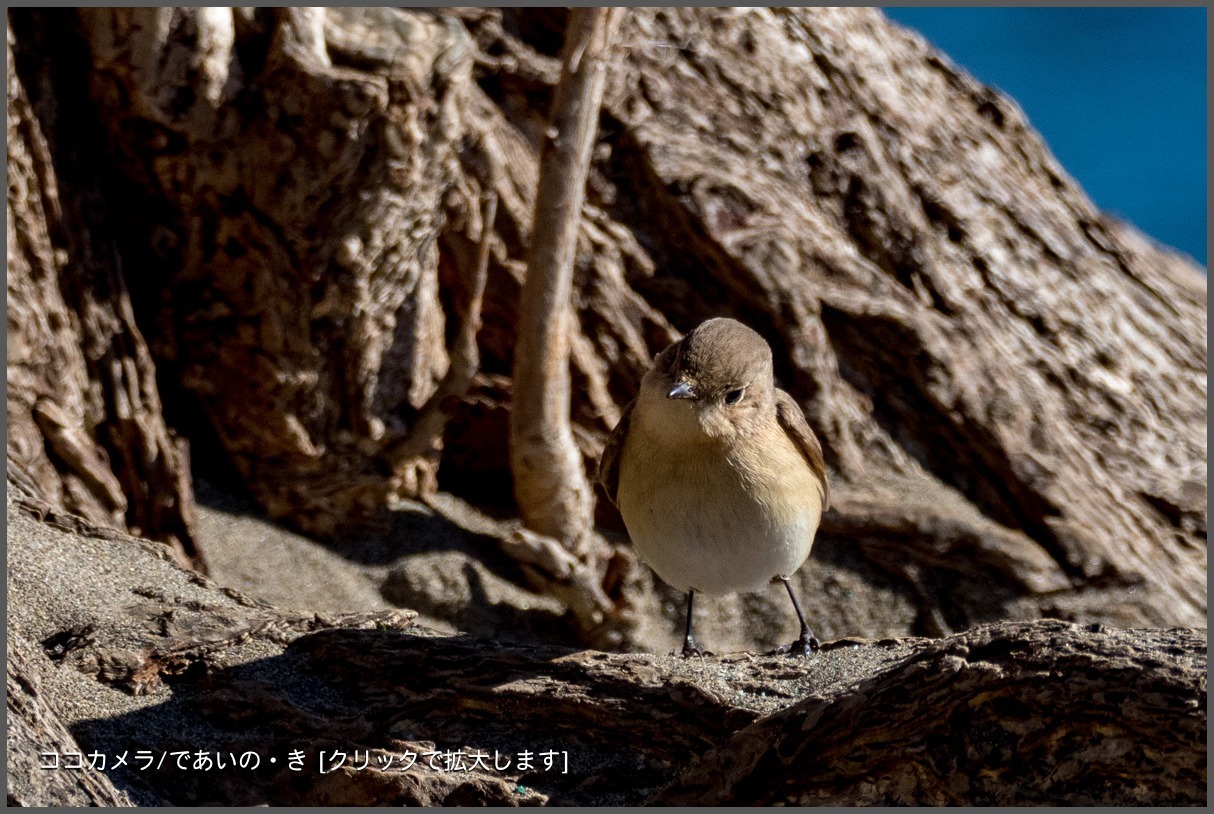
[9,9,202,563]
[500,9,569,59]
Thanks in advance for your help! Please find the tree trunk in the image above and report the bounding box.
[6,24,202,571]
[6,493,1206,806]
[5,5,1205,653]
[654,622,1207,805]
[7,8,481,540]
[510,7,625,554]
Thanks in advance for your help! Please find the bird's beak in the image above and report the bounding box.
[667,381,697,400]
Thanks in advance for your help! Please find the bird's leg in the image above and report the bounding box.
[774,577,820,657]
[679,589,706,657]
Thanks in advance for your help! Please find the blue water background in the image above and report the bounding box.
[882,7,1207,267]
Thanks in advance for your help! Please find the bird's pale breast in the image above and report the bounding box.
[617,401,823,595]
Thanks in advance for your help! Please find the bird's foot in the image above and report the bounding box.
[674,636,712,658]
[769,630,820,658]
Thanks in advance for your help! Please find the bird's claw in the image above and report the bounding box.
[769,632,820,658]
[675,638,712,658]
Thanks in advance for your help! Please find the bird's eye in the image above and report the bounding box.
[724,388,745,405]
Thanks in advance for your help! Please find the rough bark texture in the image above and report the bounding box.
[655,622,1207,805]
[454,6,1209,637]
[60,7,474,537]
[6,493,1206,806]
[6,26,201,571]
[5,0,1207,740]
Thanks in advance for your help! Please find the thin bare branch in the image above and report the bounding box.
[510,8,628,551]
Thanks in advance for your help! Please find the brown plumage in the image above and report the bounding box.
[598,317,830,657]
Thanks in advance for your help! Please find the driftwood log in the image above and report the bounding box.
[6,492,1206,806]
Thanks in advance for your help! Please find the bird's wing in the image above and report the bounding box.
[773,388,830,511]
[597,397,636,507]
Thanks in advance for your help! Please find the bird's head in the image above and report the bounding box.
[644,318,775,442]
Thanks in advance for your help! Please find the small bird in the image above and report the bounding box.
[598,318,830,657]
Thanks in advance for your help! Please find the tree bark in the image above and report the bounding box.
[6,7,1206,806]
[381,192,494,472]
[6,494,1206,806]
[12,7,478,538]
[6,23,202,571]
[454,7,1207,637]
[654,622,1207,805]
[510,7,626,553]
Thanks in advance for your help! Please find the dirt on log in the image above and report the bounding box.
[6,492,1206,806]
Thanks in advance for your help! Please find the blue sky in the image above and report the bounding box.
[883,7,1207,267]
